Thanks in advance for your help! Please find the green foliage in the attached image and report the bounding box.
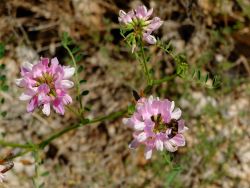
[0,45,8,118]
[84,106,91,112]
[80,118,90,124]
[197,50,214,67]
[71,46,80,54]
[1,85,9,91]
[103,18,114,43]
[77,65,84,73]
[157,40,174,54]
[189,68,221,88]
[81,90,89,96]
[75,53,84,63]
[61,32,90,115]
[79,79,87,84]
[121,32,136,52]
[61,32,84,64]
[148,152,183,187]
[157,40,221,88]
[0,52,8,92]
[0,43,5,59]
[143,85,153,95]
[40,171,50,177]
[176,61,188,77]
[237,0,250,19]
[1,98,4,104]
[127,104,136,115]
[31,145,46,188]
[120,25,134,38]
[0,64,5,69]
[61,32,73,47]
[165,165,182,186]
[1,111,7,117]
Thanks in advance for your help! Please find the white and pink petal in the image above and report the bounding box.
[129,139,140,149]
[137,132,147,142]
[63,67,75,79]
[144,147,153,160]
[164,141,177,152]
[169,134,185,147]
[155,139,164,151]
[42,103,51,116]
[61,80,74,89]
[171,108,182,120]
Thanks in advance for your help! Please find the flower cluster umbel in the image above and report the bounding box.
[16,57,75,116]
[123,96,188,159]
[119,5,163,46]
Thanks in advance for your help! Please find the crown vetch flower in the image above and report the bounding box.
[123,96,188,160]
[16,57,75,116]
[119,5,163,45]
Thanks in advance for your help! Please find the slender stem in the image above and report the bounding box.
[66,105,80,117]
[153,75,176,85]
[90,109,127,124]
[38,109,127,149]
[63,45,83,113]
[0,140,32,149]
[139,36,152,86]
[0,109,127,160]
[6,150,31,161]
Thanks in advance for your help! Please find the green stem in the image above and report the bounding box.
[38,109,127,149]
[10,150,31,160]
[139,36,152,86]
[0,109,127,159]
[153,75,176,85]
[38,108,126,149]
[0,140,32,149]
[66,105,80,117]
[63,45,83,114]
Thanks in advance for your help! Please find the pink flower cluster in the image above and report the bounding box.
[119,5,163,44]
[16,58,75,116]
[123,96,188,159]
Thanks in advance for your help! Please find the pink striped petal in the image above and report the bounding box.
[169,134,185,147]
[42,103,51,116]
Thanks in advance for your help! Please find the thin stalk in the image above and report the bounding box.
[63,45,83,113]
[10,150,31,160]
[38,108,127,149]
[138,36,152,86]
[0,109,127,159]
[8,105,122,161]
[0,140,32,149]
[66,105,80,117]
[153,75,176,85]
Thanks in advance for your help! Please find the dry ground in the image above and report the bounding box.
[0,0,250,187]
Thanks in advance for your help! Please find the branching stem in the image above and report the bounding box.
[0,109,127,159]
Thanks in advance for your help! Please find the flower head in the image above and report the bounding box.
[16,57,75,116]
[119,5,163,46]
[123,96,188,160]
